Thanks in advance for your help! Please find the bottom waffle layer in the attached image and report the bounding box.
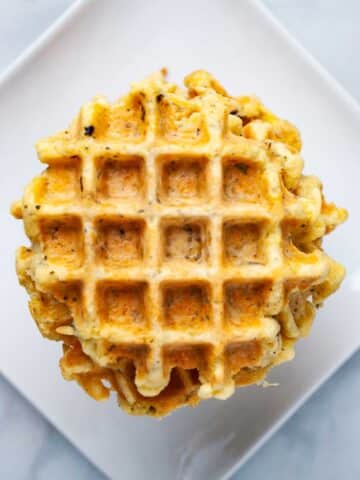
[12,70,347,416]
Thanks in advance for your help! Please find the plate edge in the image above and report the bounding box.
[220,345,358,480]
[252,0,360,118]
[0,0,88,90]
[220,4,360,477]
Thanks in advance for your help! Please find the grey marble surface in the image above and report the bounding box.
[0,1,359,479]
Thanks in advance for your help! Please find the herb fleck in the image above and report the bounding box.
[240,115,251,126]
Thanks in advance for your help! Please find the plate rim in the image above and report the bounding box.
[222,3,360,475]
[0,1,359,479]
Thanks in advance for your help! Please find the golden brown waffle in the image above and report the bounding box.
[12,70,347,416]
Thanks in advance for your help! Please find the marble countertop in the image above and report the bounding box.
[0,1,359,478]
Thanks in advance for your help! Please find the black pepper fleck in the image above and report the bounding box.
[84,125,95,136]
[140,104,146,121]
[235,163,249,174]
[156,94,164,103]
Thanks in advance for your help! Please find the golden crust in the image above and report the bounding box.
[12,70,347,416]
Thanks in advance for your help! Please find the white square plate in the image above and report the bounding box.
[0,1,359,479]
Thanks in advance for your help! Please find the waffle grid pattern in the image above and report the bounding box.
[13,71,347,416]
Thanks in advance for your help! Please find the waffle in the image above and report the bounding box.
[12,70,347,417]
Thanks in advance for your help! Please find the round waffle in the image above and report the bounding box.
[12,70,347,416]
